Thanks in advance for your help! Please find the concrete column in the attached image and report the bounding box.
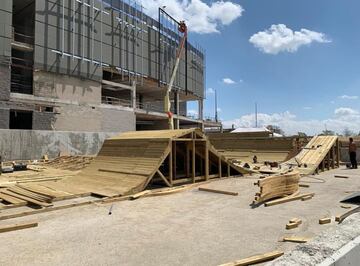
[131,80,136,109]
[198,99,203,120]
[174,91,180,129]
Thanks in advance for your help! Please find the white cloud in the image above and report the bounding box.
[207,88,215,95]
[142,0,243,34]
[223,107,360,136]
[217,107,222,112]
[339,95,358,100]
[334,107,359,117]
[223,78,236,84]
[249,24,331,54]
[187,109,198,117]
[303,106,312,110]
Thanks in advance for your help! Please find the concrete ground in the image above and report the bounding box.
[0,166,360,266]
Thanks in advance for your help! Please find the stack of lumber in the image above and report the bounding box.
[44,156,94,171]
[253,171,300,204]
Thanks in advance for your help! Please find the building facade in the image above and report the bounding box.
[0,0,220,132]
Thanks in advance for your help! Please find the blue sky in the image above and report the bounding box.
[144,0,360,135]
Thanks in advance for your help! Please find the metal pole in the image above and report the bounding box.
[73,0,75,59]
[255,102,258,128]
[101,0,103,65]
[82,0,85,61]
[62,0,65,57]
[215,89,218,122]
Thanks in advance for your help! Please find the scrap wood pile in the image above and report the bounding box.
[253,170,301,205]
[43,156,94,171]
[0,184,75,209]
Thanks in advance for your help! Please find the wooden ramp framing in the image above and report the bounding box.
[283,136,340,175]
[39,129,242,197]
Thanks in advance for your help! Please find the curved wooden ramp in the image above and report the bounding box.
[42,129,243,197]
[283,135,339,175]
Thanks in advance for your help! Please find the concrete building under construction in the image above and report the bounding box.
[0,0,220,132]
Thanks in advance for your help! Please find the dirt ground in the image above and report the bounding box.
[0,166,360,266]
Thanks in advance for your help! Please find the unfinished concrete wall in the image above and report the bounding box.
[33,111,56,130]
[0,129,121,160]
[0,108,9,128]
[33,71,101,104]
[0,1,12,101]
[52,105,135,132]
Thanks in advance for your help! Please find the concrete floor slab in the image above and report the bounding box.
[0,167,360,266]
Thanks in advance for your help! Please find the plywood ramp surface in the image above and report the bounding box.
[284,136,338,175]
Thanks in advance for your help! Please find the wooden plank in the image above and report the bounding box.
[1,190,53,207]
[205,142,209,180]
[299,184,310,188]
[198,187,238,196]
[335,206,360,223]
[218,250,284,266]
[0,222,38,233]
[169,145,173,185]
[218,157,222,178]
[319,218,331,224]
[286,222,299,230]
[334,175,349,179]
[265,193,315,207]
[0,192,27,205]
[282,236,310,243]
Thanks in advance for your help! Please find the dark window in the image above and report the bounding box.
[9,110,33,129]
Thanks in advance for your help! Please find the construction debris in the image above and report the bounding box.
[334,175,349,179]
[264,193,314,207]
[218,250,284,266]
[335,206,360,223]
[281,236,310,243]
[198,187,238,196]
[319,218,331,224]
[286,218,302,230]
[253,171,300,204]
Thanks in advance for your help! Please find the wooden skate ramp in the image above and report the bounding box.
[41,129,243,197]
[284,135,340,175]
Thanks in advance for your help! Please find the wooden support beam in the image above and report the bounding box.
[169,146,173,185]
[218,251,284,266]
[0,222,38,234]
[331,146,335,169]
[205,142,209,180]
[186,142,190,178]
[156,170,172,187]
[336,139,340,167]
[227,164,231,177]
[173,141,177,180]
[198,187,238,196]
[218,157,222,178]
[192,136,196,183]
[327,151,331,170]
[321,159,325,172]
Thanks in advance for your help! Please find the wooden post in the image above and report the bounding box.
[192,135,196,183]
[169,143,173,185]
[205,142,209,180]
[327,151,330,170]
[186,142,190,178]
[331,146,335,169]
[336,139,340,167]
[321,159,325,172]
[173,141,177,179]
[218,157,222,178]
[227,164,231,177]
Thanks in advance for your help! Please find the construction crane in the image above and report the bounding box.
[164,21,187,130]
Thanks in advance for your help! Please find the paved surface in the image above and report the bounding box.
[0,167,360,266]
